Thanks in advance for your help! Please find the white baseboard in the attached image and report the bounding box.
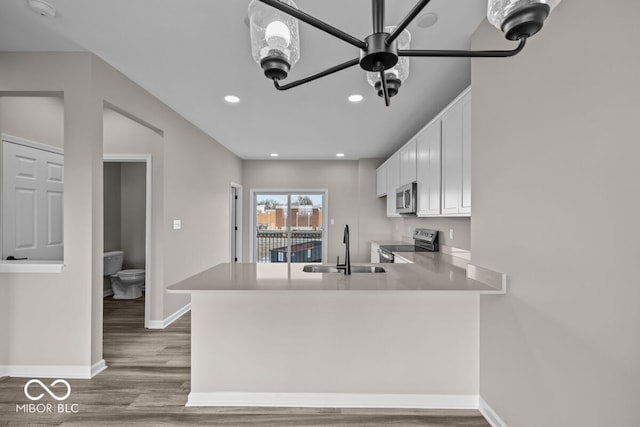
[187,392,479,409]
[0,360,106,379]
[147,303,191,329]
[103,289,114,297]
[479,396,508,427]
[90,359,107,377]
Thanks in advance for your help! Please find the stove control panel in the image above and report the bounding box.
[412,228,439,251]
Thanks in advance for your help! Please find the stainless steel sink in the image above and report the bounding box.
[302,265,386,273]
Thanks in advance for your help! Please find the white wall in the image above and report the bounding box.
[242,159,388,263]
[471,2,640,426]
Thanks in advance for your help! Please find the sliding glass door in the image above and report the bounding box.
[253,191,326,263]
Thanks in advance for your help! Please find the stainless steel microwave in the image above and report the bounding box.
[395,182,417,214]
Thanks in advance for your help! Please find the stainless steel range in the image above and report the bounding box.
[378,228,439,263]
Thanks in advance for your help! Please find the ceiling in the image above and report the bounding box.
[0,0,489,160]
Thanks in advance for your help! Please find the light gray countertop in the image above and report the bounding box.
[167,255,503,294]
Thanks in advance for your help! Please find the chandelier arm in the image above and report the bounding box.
[379,70,390,107]
[398,37,527,58]
[386,0,432,46]
[257,0,367,50]
[372,0,385,33]
[272,58,361,91]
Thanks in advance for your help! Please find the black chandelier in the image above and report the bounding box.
[248,0,560,106]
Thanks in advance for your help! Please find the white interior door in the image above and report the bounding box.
[2,139,64,260]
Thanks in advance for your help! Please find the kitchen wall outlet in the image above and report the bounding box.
[330,219,334,225]
[449,229,454,240]
[173,219,181,230]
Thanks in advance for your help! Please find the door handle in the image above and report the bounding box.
[6,256,28,260]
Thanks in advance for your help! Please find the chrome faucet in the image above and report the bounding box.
[336,224,351,275]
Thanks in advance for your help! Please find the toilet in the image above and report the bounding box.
[103,251,145,299]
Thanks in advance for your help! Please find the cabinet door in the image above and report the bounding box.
[416,122,441,216]
[386,154,400,217]
[399,139,417,186]
[441,92,471,216]
[376,164,387,197]
[460,97,472,214]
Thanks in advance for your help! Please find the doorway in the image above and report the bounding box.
[103,155,152,328]
[250,190,327,263]
[229,182,242,263]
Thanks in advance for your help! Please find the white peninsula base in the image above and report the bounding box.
[186,292,479,409]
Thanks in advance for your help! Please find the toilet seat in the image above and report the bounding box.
[116,269,145,278]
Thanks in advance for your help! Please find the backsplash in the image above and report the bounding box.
[389,216,471,250]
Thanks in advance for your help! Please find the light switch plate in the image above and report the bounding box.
[173,219,181,230]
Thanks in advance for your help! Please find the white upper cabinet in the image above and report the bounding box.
[376,163,387,197]
[399,139,417,186]
[461,97,471,214]
[441,91,471,216]
[386,153,400,217]
[377,87,471,218]
[416,121,442,216]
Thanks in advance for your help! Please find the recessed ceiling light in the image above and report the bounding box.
[348,94,364,103]
[224,95,240,104]
[336,153,345,157]
[27,0,56,17]
[416,13,438,29]
[270,153,279,157]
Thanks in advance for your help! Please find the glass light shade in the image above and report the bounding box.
[487,0,561,31]
[248,0,300,69]
[366,26,411,91]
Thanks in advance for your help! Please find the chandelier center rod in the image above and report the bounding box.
[359,32,398,72]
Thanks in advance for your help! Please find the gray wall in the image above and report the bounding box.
[0,52,243,373]
[0,96,64,148]
[242,159,389,263]
[471,1,640,426]
[103,162,122,253]
[389,217,471,250]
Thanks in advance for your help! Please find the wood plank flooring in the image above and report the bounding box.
[0,296,490,426]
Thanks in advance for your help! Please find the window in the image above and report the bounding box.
[252,191,326,263]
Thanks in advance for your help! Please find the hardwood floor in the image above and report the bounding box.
[0,296,490,426]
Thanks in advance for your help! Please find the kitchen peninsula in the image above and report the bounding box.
[167,258,505,409]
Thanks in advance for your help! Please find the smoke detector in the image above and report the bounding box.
[27,0,57,18]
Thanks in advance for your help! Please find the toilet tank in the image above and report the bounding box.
[103,251,124,276]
